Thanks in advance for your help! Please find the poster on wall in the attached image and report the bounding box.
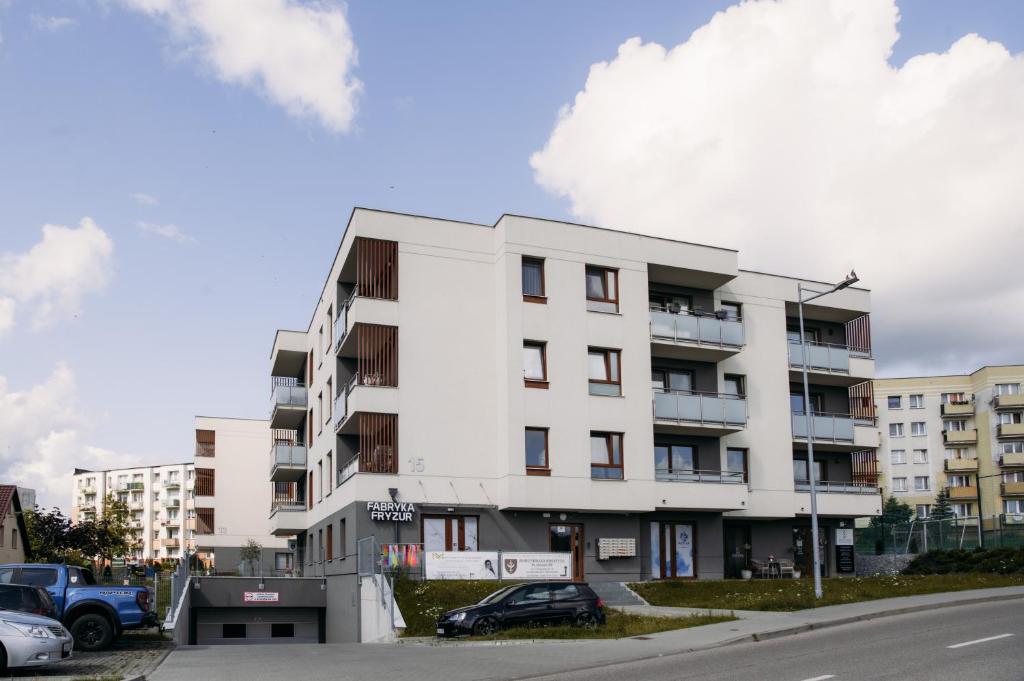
[425,551,500,580]
[649,522,695,578]
[835,528,855,573]
[499,553,572,580]
[674,524,695,578]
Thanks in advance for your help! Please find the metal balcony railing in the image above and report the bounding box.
[271,377,307,410]
[333,287,357,353]
[787,340,868,374]
[269,440,307,473]
[791,411,855,443]
[794,480,878,494]
[649,306,744,348]
[655,468,745,484]
[652,389,747,427]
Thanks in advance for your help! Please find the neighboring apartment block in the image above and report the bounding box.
[0,486,32,563]
[875,366,1024,520]
[71,463,195,561]
[267,207,881,633]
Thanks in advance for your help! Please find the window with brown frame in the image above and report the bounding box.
[325,379,333,424]
[194,468,215,497]
[523,341,548,388]
[339,518,346,560]
[591,432,624,480]
[588,348,621,396]
[726,448,749,484]
[317,528,323,563]
[422,515,480,552]
[522,257,546,302]
[196,508,215,535]
[307,471,314,510]
[307,409,313,446]
[326,523,334,561]
[585,266,618,312]
[525,428,550,475]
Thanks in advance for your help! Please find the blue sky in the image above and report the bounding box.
[1,0,1022,508]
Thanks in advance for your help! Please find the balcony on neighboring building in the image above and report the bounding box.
[270,429,307,482]
[997,423,1024,438]
[1000,452,1024,467]
[994,393,1024,410]
[162,479,180,489]
[1002,481,1024,496]
[944,457,979,472]
[652,389,746,436]
[163,498,181,508]
[943,428,978,444]
[941,401,975,417]
[164,537,180,548]
[649,306,743,361]
[947,485,978,500]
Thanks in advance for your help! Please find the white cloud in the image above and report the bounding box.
[135,220,197,244]
[120,0,362,133]
[30,14,77,32]
[0,297,13,337]
[0,218,114,332]
[531,0,1024,375]
[131,191,159,205]
[0,364,135,509]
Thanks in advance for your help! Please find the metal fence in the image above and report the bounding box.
[856,515,1024,556]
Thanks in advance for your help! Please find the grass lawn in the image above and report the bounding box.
[393,577,733,638]
[630,573,1024,612]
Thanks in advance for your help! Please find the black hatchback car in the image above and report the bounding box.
[436,581,605,637]
[0,583,58,619]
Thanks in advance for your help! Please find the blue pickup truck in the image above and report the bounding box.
[0,564,158,651]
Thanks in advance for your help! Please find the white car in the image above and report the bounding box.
[0,607,73,672]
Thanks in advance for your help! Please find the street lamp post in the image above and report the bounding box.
[796,270,859,600]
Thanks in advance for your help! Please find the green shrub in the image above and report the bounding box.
[902,548,1024,575]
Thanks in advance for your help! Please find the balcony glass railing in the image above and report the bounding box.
[649,307,743,348]
[655,468,745,484]
[271,379,307,410]
[794,480,878,494]
[333,288,356,353]
[652,389,747,427]
[270,442,307,472]
[787,340,853,373]
[791,411,855,442]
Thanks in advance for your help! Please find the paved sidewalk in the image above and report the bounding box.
[149,586,1024,681]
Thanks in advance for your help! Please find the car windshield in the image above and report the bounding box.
[478,585,520,605]
[0,586,43,615]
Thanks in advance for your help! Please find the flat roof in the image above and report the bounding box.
[876,364,1024,381]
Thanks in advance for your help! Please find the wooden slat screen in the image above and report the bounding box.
[359,413,398,474]
[852,450,880,485]
[356,237,398,300]
[845,314,872,355]
[196,508,215,535]
[849,381,876,421]
[357,324,398,387]
[195,468,215,497]
[195,429,215,457]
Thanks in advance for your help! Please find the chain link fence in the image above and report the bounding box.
[856,515,1024,557]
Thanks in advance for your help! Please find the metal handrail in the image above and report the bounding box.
[654,387,745,399]
[648,304,743,322]
[655,468,745,484]
[794,479,878,494]
[652,388,748,427]
[649,307,744,348]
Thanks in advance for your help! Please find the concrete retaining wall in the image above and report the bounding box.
[855,552,917,576]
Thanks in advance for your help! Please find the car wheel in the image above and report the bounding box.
[472,617,498,636]
[0,643,7,672]
[575,612,598,629]
[70,613,115,651]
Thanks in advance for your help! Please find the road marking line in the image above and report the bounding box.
[799,676,835,681]
[947,633,1014,649]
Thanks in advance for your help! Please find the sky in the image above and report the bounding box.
[1,0,1022,509]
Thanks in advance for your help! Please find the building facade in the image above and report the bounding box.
[875,366,1024,520]
[71,463,195,561]
[268,208,881,611]
[0,486,32,563]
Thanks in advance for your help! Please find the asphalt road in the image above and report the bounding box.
[527,600,1024,681]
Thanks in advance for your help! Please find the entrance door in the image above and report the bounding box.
[651,522,696,579]
[549,524,584,580]
[723,524,751,579]
[792,526,829,577]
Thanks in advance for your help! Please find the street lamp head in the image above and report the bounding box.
[833,270,859,291]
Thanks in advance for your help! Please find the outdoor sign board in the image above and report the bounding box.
[424,551,573,580]
[367,501,415,522]
[425,551,500,580]
[835,528,855,574]
[243,591,280,603]
[499,552,572,580]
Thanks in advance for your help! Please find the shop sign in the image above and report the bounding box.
[425,551,500,580]
[243,592,279,603]
[500,552,572,580]
[367,501,415,522]
[835,528,855,573]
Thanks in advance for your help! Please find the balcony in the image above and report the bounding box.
[655,468,745,484]
[270,378,307,429]
[947,486,978,500]
[128,499,144,510]
[333,288,357,354]
[794,479,879,494]
[1000,452,1024,467]
[787,340,873,387]
[994,393,1024,410]
[941,402,974,417]
[270,435,307,482]
[162,479,181,489]
[649,307,743,361]
[270,497,307,536]
[943,429,978,444]
[790,412,878,452]
[164,537,181,548]
[1002,481,1024,496]
[944,457,979,472]
[997,423,1024,438]
[163,498,181,508]
[652,389,746,436]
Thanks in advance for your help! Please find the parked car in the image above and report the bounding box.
[0,584,59,619]
[0,607,73,672]
[435,581,605,637]
[0,564,158,651]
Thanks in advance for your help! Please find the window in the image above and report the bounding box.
[10,530,16,550]
[654,444,694,475]
[947,420,967,432]
[914,476,930,491]
[317,392,323,434]
[590,432,624,480]
[588,348,621,396]
[791,392,823,414]
[996,383,1021,396]
[653,368,693,393]
[649,292,691,313]
[726,448,749,483]
[318,325,324,359]
[941,392,967,404]
[999,412,1023,425]
[945,448,970,460]
[522,257,545,302]
[523,342,548,387]
[18,567,58,587]
[271,623,295,638]
[422,515,479,552]
[723,374,745,397]
[326,452,333,494]
[720,302,741,321]
[195,468,215,496]
[318,460,323,502]
[1004,500,1024,515]
[909,394,924,409]
[339,518,346,560]
[888,396,902,409]
[318,528,323,562]
[1001,442,1024,454]
[1002,471,1024,483]
[892,477,908,492]
[952,503,972,518]
[222,623,246,639]
[916,504,930,519]
[890,449,906,464]
[787,326,820,343]
[585,266,618,312]
[326,523,334,561]
[911,422,926,436]
[326,378,333,423]
[793,459,824,483]
[913,449,929,464]
[525,428,549,474]
[948,475,972,488]
[308,472,314,510]
[889,423,905,438]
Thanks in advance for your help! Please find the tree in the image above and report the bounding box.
[870,496,913,528]
[239,538,263,576]
[930,488,954,521]
[93,494,138,563]
[23,498,138,566]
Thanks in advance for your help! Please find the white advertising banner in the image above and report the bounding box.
[424,551,500,580]
[835,528,854,546]
[499,552,572,581]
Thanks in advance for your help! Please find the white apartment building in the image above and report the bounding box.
[71,462,195,561]
[875,366,1024,520]
[267,209,881,639]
